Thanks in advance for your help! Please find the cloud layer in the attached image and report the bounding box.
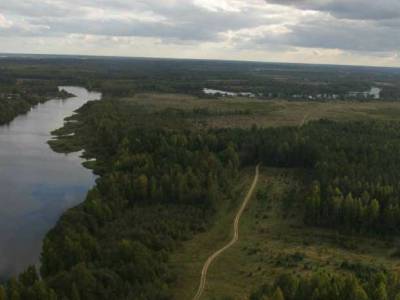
[0,0,399,66]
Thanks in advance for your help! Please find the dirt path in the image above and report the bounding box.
[192,164,260,300]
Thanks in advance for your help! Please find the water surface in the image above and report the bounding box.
[0,86,100,278]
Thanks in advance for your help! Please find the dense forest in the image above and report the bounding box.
[251,270,400,300]
[241,121,400,234]
[2,57,400,299]
[4,94,400,298]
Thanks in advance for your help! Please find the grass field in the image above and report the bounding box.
[171,167,400,300]
[169,169,254,300]
[122,93,400,128]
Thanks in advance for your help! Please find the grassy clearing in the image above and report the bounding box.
[172,167,400,300]
[169,169,254,300]
[122,93,400,128]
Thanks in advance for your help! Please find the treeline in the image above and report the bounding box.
[251,270,400,300]
[0,80,67,125]
[2,57,400,100]
[230,121,400,234]
[299,121,400,234]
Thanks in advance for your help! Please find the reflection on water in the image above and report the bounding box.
[0,86,101,278]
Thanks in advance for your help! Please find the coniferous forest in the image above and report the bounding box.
[5,98,400,299]
[2,58,400,299]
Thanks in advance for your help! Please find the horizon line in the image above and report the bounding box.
[1,51,400,70]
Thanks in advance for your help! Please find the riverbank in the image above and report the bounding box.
[0,85,75,126]
[0,87,99,278]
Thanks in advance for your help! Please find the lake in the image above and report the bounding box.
[0,86,101,278]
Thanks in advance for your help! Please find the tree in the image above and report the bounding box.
[18,265,38,287]
[149,176,158,200]
[271,287,285,300]
[71,283,81,300]
[304,182,321,225]
[7,278,21,300]
[343,193,355,228]
[27,281,57,300]
[330,189,344,226]
[223,143,239,169]
[310,288,321,300]
[276,274,299,300]
[135,174,149,200]
[349,282,368,300]
[367,199,380,228]
[373,282,388,300]
[0,286,5,300]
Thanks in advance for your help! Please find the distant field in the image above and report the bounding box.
[122,93,400,128]
[171,168,400,300]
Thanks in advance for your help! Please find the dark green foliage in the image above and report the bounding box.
[251,271,400,300]
[6,98,239,300]
[296,121,400,234]
[37,105,400,299]
[237,120,400,234]
[0,80,65,125]
[1,268,56,300]
[4,57,400,299]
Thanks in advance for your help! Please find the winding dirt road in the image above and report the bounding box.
[192,164,260,300]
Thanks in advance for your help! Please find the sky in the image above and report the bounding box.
[0,0,399,67]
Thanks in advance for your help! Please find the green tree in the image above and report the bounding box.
[136,174,149,200]
[71,283,81,300]
[0,286,6,300]
[367,199,380,227]
[27,281,57,300]
[276,273,299,300]
[7,278,21,300]
[373,282,388,300]
[304,182,321,225]
[271,287,285,300]
[18,265,38,287]
[349,282,368,300]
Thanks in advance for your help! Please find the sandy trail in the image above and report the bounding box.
[192,164,260,300]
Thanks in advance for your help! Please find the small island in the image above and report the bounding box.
[57,89,76,99]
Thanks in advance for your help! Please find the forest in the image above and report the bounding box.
[0,76,72,125]
[0,98,242,299]
[303,122,400,234]
[3,96,400,298]
[1,56,400,100]
[251,270,400,300]
[236,120,400,234]
[2,57,400,299]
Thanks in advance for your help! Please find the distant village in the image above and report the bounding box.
[203,86,382,100]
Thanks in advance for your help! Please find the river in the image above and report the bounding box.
[0,86,101,278]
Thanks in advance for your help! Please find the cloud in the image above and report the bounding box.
[0,14,13,29]
[0,1,274,42]
[265,0,400,20]
[0,0,399,66]
[248,1,400,54]
[246,15,400,52]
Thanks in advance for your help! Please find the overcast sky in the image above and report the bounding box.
[0,0,399,67]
